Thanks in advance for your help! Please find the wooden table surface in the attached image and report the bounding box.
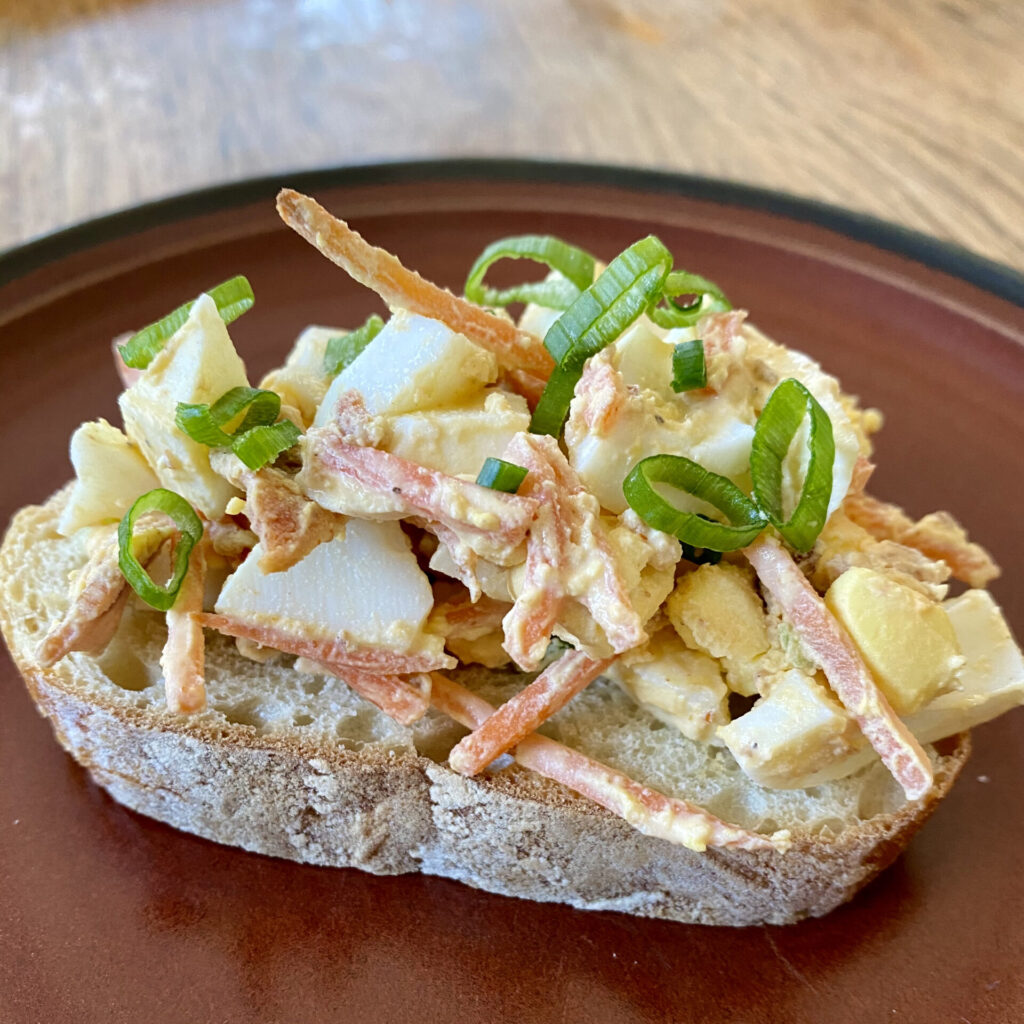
[1,0,1022,270]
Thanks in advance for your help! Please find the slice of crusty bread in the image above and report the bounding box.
[0,489,969,926]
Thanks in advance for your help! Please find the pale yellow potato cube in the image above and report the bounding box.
[119,293,248,519]
[57,419,160,536]
[717,671,860,788]
[825,566,962,715]
[611,631,729,742]
[904,589,1024,741]
[666,563,770,664]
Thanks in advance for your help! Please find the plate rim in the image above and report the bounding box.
[2,158,1022,305]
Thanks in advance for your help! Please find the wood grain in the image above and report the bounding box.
[1,0,1022,268]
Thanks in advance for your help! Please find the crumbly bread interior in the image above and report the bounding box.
[4,490,911,837]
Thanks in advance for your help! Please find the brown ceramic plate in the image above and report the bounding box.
[1,162,1022,1024]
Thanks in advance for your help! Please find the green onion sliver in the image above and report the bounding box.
[530,236,672,436]
[118,489,203,611]
[118,275,255,370]
[623,454,766,552]
[671,339,706,392]
[464,235,596,310]
[475,457,528,493]
[323,314,385,376]
[231,420,302,470]
[176,386,282,447]
[750,378,835,553]
[648,269,731,329]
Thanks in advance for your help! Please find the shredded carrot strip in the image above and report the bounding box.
[448,649,614,776]
[276,189,554,381]
[844,493,998,587]
[745,533,933,800]
[431,673,789,852]
[161,545,207,713]
[310,660,430,725]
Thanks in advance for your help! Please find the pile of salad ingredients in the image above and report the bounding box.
[37,190,1024,853]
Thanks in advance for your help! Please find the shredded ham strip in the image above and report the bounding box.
[500,435,572,670]
[428,591,510,641]
[161,545,206,713]
[448,648,614,776]
[37,523,167,668]
[211,451,340,573]
[844,493,999,588]
[198,613,438,724]
[432,673,789,852]
[545,439,645,654]
[305,426,537,563]
[745,534,933,800]
[276,189,554,381]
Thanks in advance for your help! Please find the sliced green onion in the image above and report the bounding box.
[118,489,203,611]
[118,276,255,370]
[464,235,596,310]
[623,454,767,552]
[176,387,282,448]
[231,420,302,470]
[671,339,706,392]
[323,314,385,376]
[475,457,528,493]
[648,269,731,329]
[750,378,835,553]
[530,236,672,436]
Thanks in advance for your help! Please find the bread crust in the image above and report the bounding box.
[0,495,970,926]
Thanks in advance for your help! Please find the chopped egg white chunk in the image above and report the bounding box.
[57,419,160,536]
[259,325,345,427]
[717,671,861,789]
[215,520,440,655]
[610,631,729,742]
[313,311,498,427]
[119,293,247,519]
[384,391,530,478]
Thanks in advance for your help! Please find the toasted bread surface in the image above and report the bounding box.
[0,491,969,925]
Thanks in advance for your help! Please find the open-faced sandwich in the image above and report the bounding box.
[1,189,1021,926]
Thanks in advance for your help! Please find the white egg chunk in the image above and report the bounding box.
[567,386,755,514]
[215,520,439,654]
[904,590,1024,742]
[383,391,530,477]
[611,320,677,394]
[119,293,248,518]
[259,325,344,427]
[825,567,963,715]
[740,325,862,520]
[610,631,729,742]
[518,302,561,341]
[57,419,160,536]
[718,670,861,788]
[313,311,498,427]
